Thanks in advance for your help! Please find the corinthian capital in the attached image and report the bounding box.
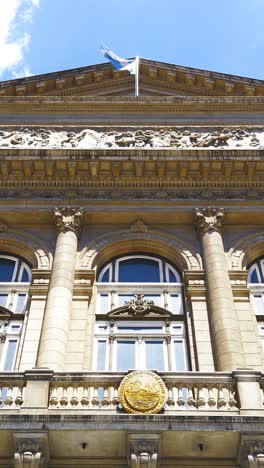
[54,207,84,237]
[194,207,224,233]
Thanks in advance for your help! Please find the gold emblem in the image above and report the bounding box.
[119,370,166,414]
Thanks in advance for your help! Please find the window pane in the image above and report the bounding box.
[144,294,161,307]
[97,340,107,370]
[118,258,160,282]
[21,268,30,282]
[116,341,135,370]
[101,268,110,282]
[99,294,109,313]
[169,269,177,282]
[0,294,8,307]
[118,294,134,307]
[145,341,165,370]
[170,294,182,314]
[252,295,264,315]
[117,325,162,332]
[250,268,260,283]
[3,339,17,370]
[173,340,186,371]
[15,294,27,313]
[0,259,15,282]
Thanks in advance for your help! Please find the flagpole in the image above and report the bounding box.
[135,56,139,97]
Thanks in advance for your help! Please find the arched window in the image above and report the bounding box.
[95,254,188,372]
[0,254,31,371]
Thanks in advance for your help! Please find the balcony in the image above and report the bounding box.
[0,370,263,416]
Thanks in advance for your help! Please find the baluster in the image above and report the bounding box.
[166,386,174,406]
[70,385,79,406]
[60,386,69,406]
[207,385,217,408]
[197,385,206,408]
[227,385,237,408]
[176,385,185,407]
[14,385,24,407]
[4,387,13,406]
[0,386,2,406]
[91,387,99,407]
[102,386,110,407]
[49,386,59,406]
[112,387,120,406]
[217,385,227,408]
[186,385,195,407]
[80,386,89,406]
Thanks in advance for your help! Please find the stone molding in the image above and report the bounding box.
[194,207,224,233]
[0,230,51,269]
[78,228,201,271]
[13,432,49,468]
[229,232,264,270]
[54,206,84,237]
[184,270,206,300]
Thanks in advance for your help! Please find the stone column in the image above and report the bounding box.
[37,207,83,371]
[194,207,246,371]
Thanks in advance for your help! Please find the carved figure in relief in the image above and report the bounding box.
[0,126,263,149]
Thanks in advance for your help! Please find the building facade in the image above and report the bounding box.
[0,59,263,467]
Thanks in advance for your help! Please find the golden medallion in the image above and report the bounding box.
[118,370,166,414]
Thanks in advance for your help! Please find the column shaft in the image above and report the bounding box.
[195,208,246,371]
[37,208,83,370]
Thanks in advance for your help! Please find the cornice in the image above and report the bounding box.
[0,58,263,98]
[0,96,263,114]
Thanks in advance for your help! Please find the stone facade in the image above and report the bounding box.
[0,59,263,467]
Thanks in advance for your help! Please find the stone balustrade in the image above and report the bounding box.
[0,372,26,408]
[0,370,263,415]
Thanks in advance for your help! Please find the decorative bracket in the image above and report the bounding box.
[128,433,160,468]
[13,432,49,468]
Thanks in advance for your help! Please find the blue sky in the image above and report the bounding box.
[0,0,263,81]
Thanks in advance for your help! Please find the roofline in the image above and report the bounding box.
[0,57,263,88]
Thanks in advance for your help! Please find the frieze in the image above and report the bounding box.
[0,126,264,149]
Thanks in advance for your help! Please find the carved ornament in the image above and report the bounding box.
[54,207,84,237]
[0,220,7,232]
[119,370,166,414]
[194,207,224,233]
[125,294,154,315]
[130,219,148,232]
[1,126,264,149]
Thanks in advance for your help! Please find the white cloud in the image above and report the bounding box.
[0,0,39,79]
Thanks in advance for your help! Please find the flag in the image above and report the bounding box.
[99,44,136,75]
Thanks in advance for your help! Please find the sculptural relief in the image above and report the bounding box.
[0,126,264,149]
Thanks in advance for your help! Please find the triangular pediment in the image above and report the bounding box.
[0,58,263,97]
[0,306,12,319]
